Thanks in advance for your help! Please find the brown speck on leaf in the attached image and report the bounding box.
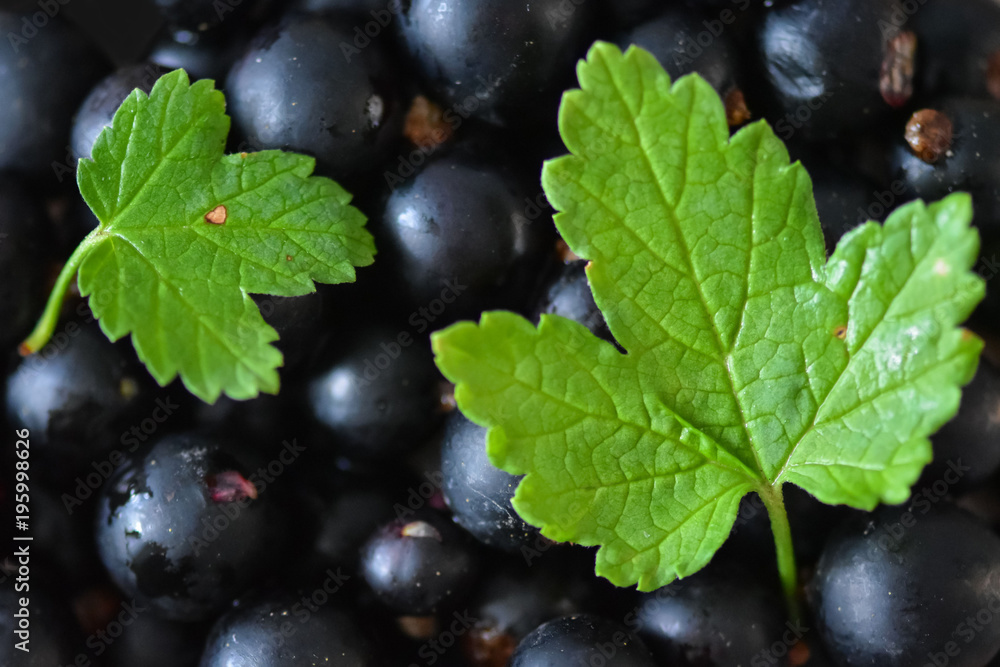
[834,326,847,339]
[987,50,1000,100]
[204,205,227,225]
[905,109,953,164]
[880,31,917,108]
[240,151,248,159]
[404,95,454,149]
[286,255,293,261]
[724,87,752,127]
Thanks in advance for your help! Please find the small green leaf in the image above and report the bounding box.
[432,43,984,592]
[22,69,374,403]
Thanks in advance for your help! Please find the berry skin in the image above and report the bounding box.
[95,433,287,620]
[199,593,376,666]
[307,325,443,459]
[440,411,539,552]
[360,510,479,615]
[5,323,145,454]
[0,13,108,175]
[632,563,789,666]
[72,63,167,160]
[398,0,594,127]
[226,15,403,180]
[618,6,747,121]
[532,260,613,344]
[810,503,1000,666]
[756,0,912,140]
[510,614,657,667]
[378,153,549,320]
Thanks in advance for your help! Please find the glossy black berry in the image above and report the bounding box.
[510,614,656,667]
[0,14,108,175]
[756,0,912,140]
[72,63,168,160]
[307,325,443,459]
[618,6,746,121]
[811,503,1000,666]
[440,411,538,552]
[226,15,403,179]
[148,28,249,82]
[360,510,479,615]
[378,154,548,319]
[95,433,287,620]
[5,323,144,450]
[532,260,613,343]
[633,564,789,666]
[199,593,375,666]
[398,0,594,127]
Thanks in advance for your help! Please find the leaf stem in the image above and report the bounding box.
[19,227,104,356]
[760,483,801,624]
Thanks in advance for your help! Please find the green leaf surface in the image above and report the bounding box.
[432,43,984,591]
[71,69,373,403]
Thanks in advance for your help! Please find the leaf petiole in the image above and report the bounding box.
[19,226,105,356]
[760,483,801,624]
